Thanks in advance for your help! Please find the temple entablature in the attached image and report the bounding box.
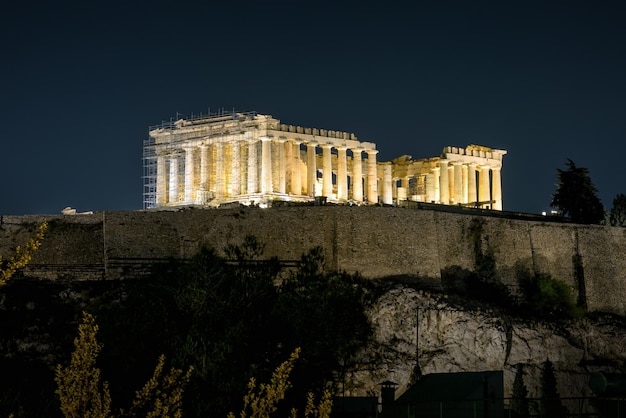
[143,110,506,211]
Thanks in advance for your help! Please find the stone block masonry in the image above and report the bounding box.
[1,206,625,315]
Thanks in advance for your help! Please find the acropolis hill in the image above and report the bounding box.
[3,109,625,316]
[2,205,625,316]
[3,111,626,409]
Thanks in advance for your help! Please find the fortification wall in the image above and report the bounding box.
[1,207,625,315]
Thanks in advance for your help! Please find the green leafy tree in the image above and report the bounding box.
[609,193,626,226]
[551,159,604,224]
[520,273,584,319]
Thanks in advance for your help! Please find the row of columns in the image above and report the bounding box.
[388,160,502,210]
[155,137,379,206]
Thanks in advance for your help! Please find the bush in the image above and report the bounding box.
[520,273,584,319]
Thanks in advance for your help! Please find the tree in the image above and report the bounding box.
[539,359,567,418]
[55,311,112,418]
[609,193,626,226]
[519,273,584,319]
[551,159,604,224]
[55,311,192,418]
[228,348,333,418]
[510,364,529,418]
[0,222,47,287]
[93,239,373,417]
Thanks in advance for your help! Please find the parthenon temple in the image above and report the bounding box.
[142,111,507,210]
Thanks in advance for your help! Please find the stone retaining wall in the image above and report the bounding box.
[1,206,624,314]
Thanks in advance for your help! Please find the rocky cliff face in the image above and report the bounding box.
[345,286,626,407]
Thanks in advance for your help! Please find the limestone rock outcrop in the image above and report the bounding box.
[345,286,626,407]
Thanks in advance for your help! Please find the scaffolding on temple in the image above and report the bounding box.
[142,109,259,209]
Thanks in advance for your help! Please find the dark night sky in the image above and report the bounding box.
[2,1,625,216]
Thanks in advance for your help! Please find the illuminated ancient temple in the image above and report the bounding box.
[142,110,506,210]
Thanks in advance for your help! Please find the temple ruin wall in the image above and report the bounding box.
[1,207,624,315]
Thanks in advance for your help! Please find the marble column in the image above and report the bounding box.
[322,144,333,197]
[432,166,441,203]
[425,172,435,203]
[291,141,302,195]
[382,163,393,205]
[439,160,449,204]
[366,149,379,204]
[230,141,241,196]
[261,136,272,194]
[215,142,224,198]
[491,166,502,210]
[200,144,209,191]
[277,139,286,194]
[247,140,258,194]
[468,163,477,206]
[462,164,469,204]
[453,162,462,204]
[168,156,179,203]
[478,165,491,208]
[336,146,348,200]
[156,154,166,206]
[306,142,317,197]
[184,147,195,202]
[351,148,363,201]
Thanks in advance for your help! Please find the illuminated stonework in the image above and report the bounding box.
[388,145,507,210]
[142,111,506,210]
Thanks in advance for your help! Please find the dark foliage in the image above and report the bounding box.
[540,359,567,418]
[609,193,626,226]
[518,272,584,319]
[93,238,374,417]
[510,364,529,418]
[551,159,604,224]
